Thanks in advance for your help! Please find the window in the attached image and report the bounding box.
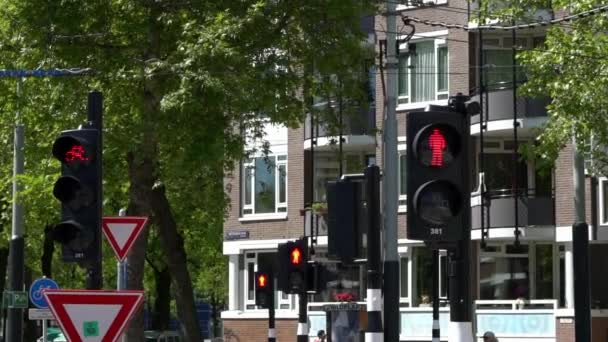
[243,251,294,310]
[481,36,544,90]
[313,152,369,202]
[535,244,554,299]
[312,263,366,303]
[600,178,608,225]
[400,256,409,300]
[481,153,528,192]
[479,244,530,300]
[242,155,287,216]
[398,152,407,207]
[398,40,448,105]
[414,247,448,306]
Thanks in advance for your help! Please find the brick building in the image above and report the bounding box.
[222,1,608,341]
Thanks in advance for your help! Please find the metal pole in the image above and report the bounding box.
[268,277,276,342]
[42,319,48,342]
[117,209,128,342]
[7,78,25,342]
[86,91,103,290]
[572,139,591,341]
[383,1,400,340]
[365,166,383,342]
[447,95,474,342]
[431,249,440,342]
[296,292,308,342]
[511,25,521,246]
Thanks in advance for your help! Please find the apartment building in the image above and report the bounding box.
[222,1,608,341]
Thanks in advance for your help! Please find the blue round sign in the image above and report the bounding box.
[29,277,59,309]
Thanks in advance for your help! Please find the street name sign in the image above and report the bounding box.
[102,217,148,261]
[44,289,144,342]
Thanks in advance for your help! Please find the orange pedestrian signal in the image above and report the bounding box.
[257,274,267,288]
[290,247,302,265]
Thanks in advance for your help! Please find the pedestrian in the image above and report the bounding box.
[314,329,326,342]
[483,331,498,342]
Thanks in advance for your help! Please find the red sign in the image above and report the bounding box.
[102,217,148,261]
[44,289,144,342]
[428,128,447,167]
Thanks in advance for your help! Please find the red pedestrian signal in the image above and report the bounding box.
[257,273,267,288]
[290,247,302,265]
[413,124,461,169]
[428,128,447,167]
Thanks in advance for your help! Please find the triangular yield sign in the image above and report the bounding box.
[44,289,144,342]
[102,217,148,261]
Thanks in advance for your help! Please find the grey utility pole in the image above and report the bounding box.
[7,78,25,342]
[382,1,400,341]
[572,138,591,341]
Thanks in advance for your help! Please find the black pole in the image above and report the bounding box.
[511,25,521,247]
[268,275,276,342]
[478,28,488,249]
[432,249,440,342]
[86,91,103,290]
[573,222,591,342]
[297,291,308,342]
[365,165,383,342]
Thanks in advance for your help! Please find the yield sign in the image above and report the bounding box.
[102,217,148,261]
[44,289,144,342]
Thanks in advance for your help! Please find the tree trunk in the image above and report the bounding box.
[149,184,202,341]
[151,265,171,331]
[41,224,54,277]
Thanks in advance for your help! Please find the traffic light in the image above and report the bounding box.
[277,238,308,294]
[406,110,470,242]
[326,180,362,263]
[52,127,102,263]
[254,271,273,308]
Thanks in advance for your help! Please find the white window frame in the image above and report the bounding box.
[398,140,407,212]
[241,154,287,218]
[599,177,608,225]
[396,0,448,11]
[243,251,295,311]
[397,37,449,110]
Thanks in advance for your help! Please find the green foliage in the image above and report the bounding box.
[478,0,608,176]
[0,0,380,313]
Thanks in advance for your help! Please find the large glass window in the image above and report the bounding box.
[414,247,448,306]
[535,244,554,299]
[398,40,448,105]
[482,153,528,192]
[242,155,287,215]
[480,245,530,300]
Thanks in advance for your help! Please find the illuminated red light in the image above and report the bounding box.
[257,274,267,288]
[428,129,446,167]
[64,144,91,163]
[290,247,302,265]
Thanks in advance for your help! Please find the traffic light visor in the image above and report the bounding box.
[413,124,461,168]
[414,180,462,226]
[52,135,93,165]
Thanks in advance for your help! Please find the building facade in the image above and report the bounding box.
[222,1,608,341]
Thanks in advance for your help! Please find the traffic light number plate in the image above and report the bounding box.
[430,228,443,235]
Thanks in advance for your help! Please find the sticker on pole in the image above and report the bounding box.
[29,277,59,309]
[44,289,144,342]
[102,217,148,261]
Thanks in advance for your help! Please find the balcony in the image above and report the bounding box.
[304,105,376,151]
[470,83,550,136]
[472,188,555,238]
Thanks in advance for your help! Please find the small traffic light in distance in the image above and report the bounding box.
[277,238,308,294]
[326,180,360,263]
[255,271,273,308]
[52,128,101,263]
[406,110,470,242]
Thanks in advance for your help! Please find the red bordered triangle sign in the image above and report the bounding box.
[102,217,148,261]
[44,289,144,342]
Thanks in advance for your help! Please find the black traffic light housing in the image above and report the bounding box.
[406,110,470,242]
[254,271,273,308]
[277,238,308,294]
[52,128,102,263]
[326,180,363,264]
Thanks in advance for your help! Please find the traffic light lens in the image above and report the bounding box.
[257,274,267,288]
[52,136,93,166]
[64,144,91,162]
[414,180,462,226]
[290,247,302,265]
[413,124,461,168]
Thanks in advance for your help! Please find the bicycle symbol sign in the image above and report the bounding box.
[29,277,59,309]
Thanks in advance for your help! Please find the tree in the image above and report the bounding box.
[478,0,608,174]
[0,0,379,340]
